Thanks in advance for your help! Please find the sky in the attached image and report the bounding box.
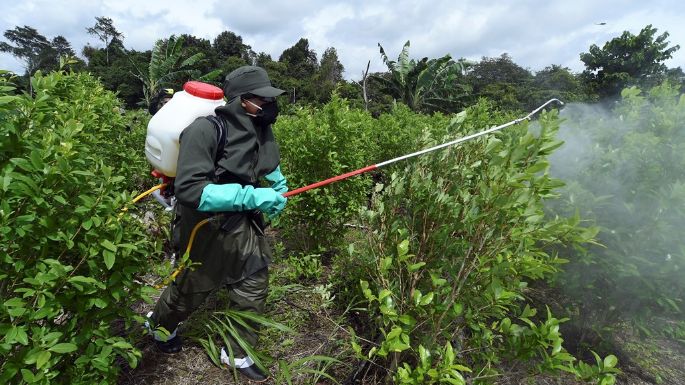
[1,0,684,80]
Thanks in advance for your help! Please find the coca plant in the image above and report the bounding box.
[273,95,450,252]
[342,102,616,383]
[0,69,159,383]
[549,82,685,338]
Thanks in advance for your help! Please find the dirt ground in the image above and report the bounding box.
[117,262,351,385]
[117,215,685,384]
[117,276,685,385]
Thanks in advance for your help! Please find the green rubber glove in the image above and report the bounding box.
[265,165,288,194]
[198,184,287,216]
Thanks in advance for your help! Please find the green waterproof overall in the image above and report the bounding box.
[151,98,281,355]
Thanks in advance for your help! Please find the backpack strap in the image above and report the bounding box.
[205,115,228,182]
[206,115,227,165]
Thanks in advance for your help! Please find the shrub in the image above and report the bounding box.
[273,95,450,252]
[0,70,159,384]
[340,101,611,382]
[548,82,685,336]
[273,95,376,251]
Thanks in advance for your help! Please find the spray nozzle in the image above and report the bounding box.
[523,98,565,120]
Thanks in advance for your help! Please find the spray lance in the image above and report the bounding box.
[134,98,564,288]
[283,98,564,198]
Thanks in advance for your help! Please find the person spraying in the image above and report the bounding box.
[146,66,286,382]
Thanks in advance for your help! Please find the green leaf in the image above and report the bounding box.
[29,151,43,170]
[485,137,502,154]
[603,355,618,368]
[412,290,422,306]
[419,292,434,306]
[2,174,11,192]
[101,240,117,252]
[4,297,25,307]
[443,342,455,365]
[419,345,431,367]
[520,304,536,318]
[20,369,35,383]
[452,364,472,372]
[386,326,403,340]
[397,239,409,257]
[93,298,107,309]
[5,325,19,340]
[387,340,410,352]
[380,304,397,316]
[539,139,564,153]
[53,195,68,205]
[8,307,27,317]
[10,158,34,173]
[398,314,417,326]
[351,339,362,356]
[430,272,447,287]
[381,257,393,271]
[35,350,51,369]
[16,327,29,345]
[103,250,115,270]
[49,343,77,354]
[525,161,548,174]
[408,262,426,272]
[68,276,98,285]
[112,340,133,349]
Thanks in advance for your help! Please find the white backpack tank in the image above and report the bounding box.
[145,81,226,177]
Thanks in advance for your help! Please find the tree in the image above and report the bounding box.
[466,53,532,92]
[0,26,78,91]
[374,40,469,112]
[311,47,344,103]
[213,31,249,61]
[318,47,344,84]
[179,34,217,78]
[86,16,124,64]
[580,24,680,98]
[0,26,54,77]
[81,33,148,108]
[51,35,75,58]
[279,38,318,80]
[534,65,576,91]
[254,52,273,67]
[533,65,589,103]
[465,53,535,110]
[51,35,83,71]
[665,66,685,93]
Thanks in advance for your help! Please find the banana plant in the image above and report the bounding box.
[374,40,470,112]
[132,35,220,107]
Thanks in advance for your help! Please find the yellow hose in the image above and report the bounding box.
[154,218,211,289]
[132,183,167,204]
[121,182,211,290]
[120,183,167,216]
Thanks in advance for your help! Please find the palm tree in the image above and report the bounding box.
[374,41,470,112]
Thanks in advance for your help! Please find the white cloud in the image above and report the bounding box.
[1,0,683,79]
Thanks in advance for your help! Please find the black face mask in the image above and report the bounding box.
[252,101,279,127]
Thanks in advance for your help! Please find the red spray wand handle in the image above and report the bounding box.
[281,98,564,199]
[283,165,377,198]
